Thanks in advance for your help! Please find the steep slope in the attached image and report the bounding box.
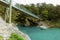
[0,16,31,40]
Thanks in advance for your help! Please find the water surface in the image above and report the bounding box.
[17,26,60,40]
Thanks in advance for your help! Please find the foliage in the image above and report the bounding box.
[0,2,60,27]
[0,36,3,40]
[9,33,25,40]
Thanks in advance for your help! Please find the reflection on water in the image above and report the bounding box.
[17,26,60,40]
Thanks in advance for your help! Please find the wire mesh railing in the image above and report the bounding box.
[0,0,10,3]
[13,2,39,18]
[0,0,39,19]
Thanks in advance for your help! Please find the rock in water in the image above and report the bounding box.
[40,26,48,29]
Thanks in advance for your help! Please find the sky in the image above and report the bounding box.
[13,0,60,5]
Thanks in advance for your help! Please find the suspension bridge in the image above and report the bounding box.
[0,0,39,24]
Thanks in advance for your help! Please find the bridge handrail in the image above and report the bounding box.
[0,0,39,19]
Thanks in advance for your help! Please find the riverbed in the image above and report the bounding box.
[17,26,60,40]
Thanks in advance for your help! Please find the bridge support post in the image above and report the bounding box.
[9,0,12,24]
[5,8,9,22]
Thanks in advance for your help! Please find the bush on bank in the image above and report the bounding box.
[8,33,25,40]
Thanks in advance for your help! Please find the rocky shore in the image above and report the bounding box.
[0,17,31,40]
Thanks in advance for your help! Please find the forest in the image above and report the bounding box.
[0,3,60,27]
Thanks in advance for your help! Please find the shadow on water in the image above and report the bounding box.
[17,25,60,40]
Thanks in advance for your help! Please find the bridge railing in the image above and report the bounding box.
[0,0,10,4]
[12,1,39,18]
[0,0,39,19]
[1,0,33,14]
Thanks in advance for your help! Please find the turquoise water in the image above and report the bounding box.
[17,26,60,40]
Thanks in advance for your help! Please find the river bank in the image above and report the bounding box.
[0,17,31,40]
[38,20,60,29]
[43,20,60,28]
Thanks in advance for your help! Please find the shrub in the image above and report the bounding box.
[0,36,3,40]
[9,33,25,40]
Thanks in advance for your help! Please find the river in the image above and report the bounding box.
[17,26,60,40]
